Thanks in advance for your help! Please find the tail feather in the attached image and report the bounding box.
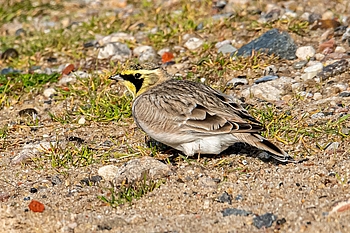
[235,133,295,163]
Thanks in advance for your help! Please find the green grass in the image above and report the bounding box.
[98,175,165,207]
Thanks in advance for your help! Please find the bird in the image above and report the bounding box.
[109,64,294,162]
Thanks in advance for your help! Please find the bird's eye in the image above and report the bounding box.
[135,73,142,79]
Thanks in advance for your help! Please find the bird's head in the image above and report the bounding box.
[109,66,168,99]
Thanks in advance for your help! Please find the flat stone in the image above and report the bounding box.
[184,37,204,50]
[296,46,316,60]
[97,42,131,61]
[226,77,248,86]
[235,28,297,60]
[98,165,119,182]
[253,213,277,229]
[218,44,237,54]
[114,157,172,185]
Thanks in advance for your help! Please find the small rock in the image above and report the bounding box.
[157,48,171,56]
[1,48,19,60]
[184,37,204,50]
[98,32,135,46]
[235,194,243,201]
[133,46,157,63]
[311,112,325,119]
[325,142,340,152]
[98,165,119,182]
[293,60,308,69]
[339,91,350,97]
[341,127,349,135]
[317,59,349,81]
[97,42,131,61]
[51,175,62,186]
[295,46,316,60]
[263,65,277,76]
[217,191,232,204]
[226,77,248,86]
[78,117,86,125]
[218,44,237,54]
[212,13,233,21]
[241,76,292,102]
[114,157,172,184]
[254,75,278,84]
[253,213,277,229]
[58,75,77,85]
[313,92,322,100]
[198,177,218,189]
[43,88,56,98]
[215,40,231,49]
[301,62,323,80]
[235,28,297,60]
[222,208,252,217]
[28,200,45,213]
[12,141,56,164]
[1,67,20,75]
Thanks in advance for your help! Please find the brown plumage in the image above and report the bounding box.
[110,66,294,162]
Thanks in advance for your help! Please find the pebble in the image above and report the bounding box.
[1,67,21,75]
[241,76,293,102]
[295,46,316,60]
[235,28,297,60]
[12,141,56,164]
[157,48,171,56]
[184,37,204,50]
[43,88,56,98]
[217,191,232,204]
[264,65,277,76]
[98,165,119,182]
[215,40,231,49]
[78,117,86,125]
[98,32,135,46]
[218,44,237,54]
[317,59,349,81]
[339,91,350,97]
[293,60,308,69]
[222,208,252,217]
[133,45,157,63]
[226,77,248,86]
[97,42,131,61]
[113,157,172,185]
[325,142,340,152]
[254,75,279,84]
[253,213,277,229]
[313,92,323,100]
[311,112,325,119]
[301,62,323,80]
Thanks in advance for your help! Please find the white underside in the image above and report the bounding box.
[172,134,238,156]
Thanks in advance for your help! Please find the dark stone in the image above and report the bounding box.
[253,213,277,229]
[51,175,62,186]
[196,22,204,31]
[317,59,349,80]
[254,75,279,84]
[1,48,19,60]
[90,175,102,184]
[235,194,243,201]
[24,196,30,201]
[47,57,57,63]
[18,108,38,117]
[30,188,38,193]
[234,29,297,60]
[15,28,26,36]
[217,191,232,204]
[339,91,350,97]
[222,208,252,217]
[68,136,85,143]
[276,218,286,225]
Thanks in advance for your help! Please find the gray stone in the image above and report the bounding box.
[218,44,237,54]
[253,213,277,229]
[241,76,293,102]
[222,208,252,217]
[215,40,231,49]
[114,157,172,184]
[293,60,308,69]
[184,37,204,50]
[98,32,135,46]
[254,75,279,84]
[133,45,157,63]
[98,165,119,182]
[97,42,131,61]
[235,28,297,60]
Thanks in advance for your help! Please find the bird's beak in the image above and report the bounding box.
[109,74,123,81]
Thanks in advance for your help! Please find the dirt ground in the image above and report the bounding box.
[1,0,350,232]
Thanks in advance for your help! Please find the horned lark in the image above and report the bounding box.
[110,65,293,162]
